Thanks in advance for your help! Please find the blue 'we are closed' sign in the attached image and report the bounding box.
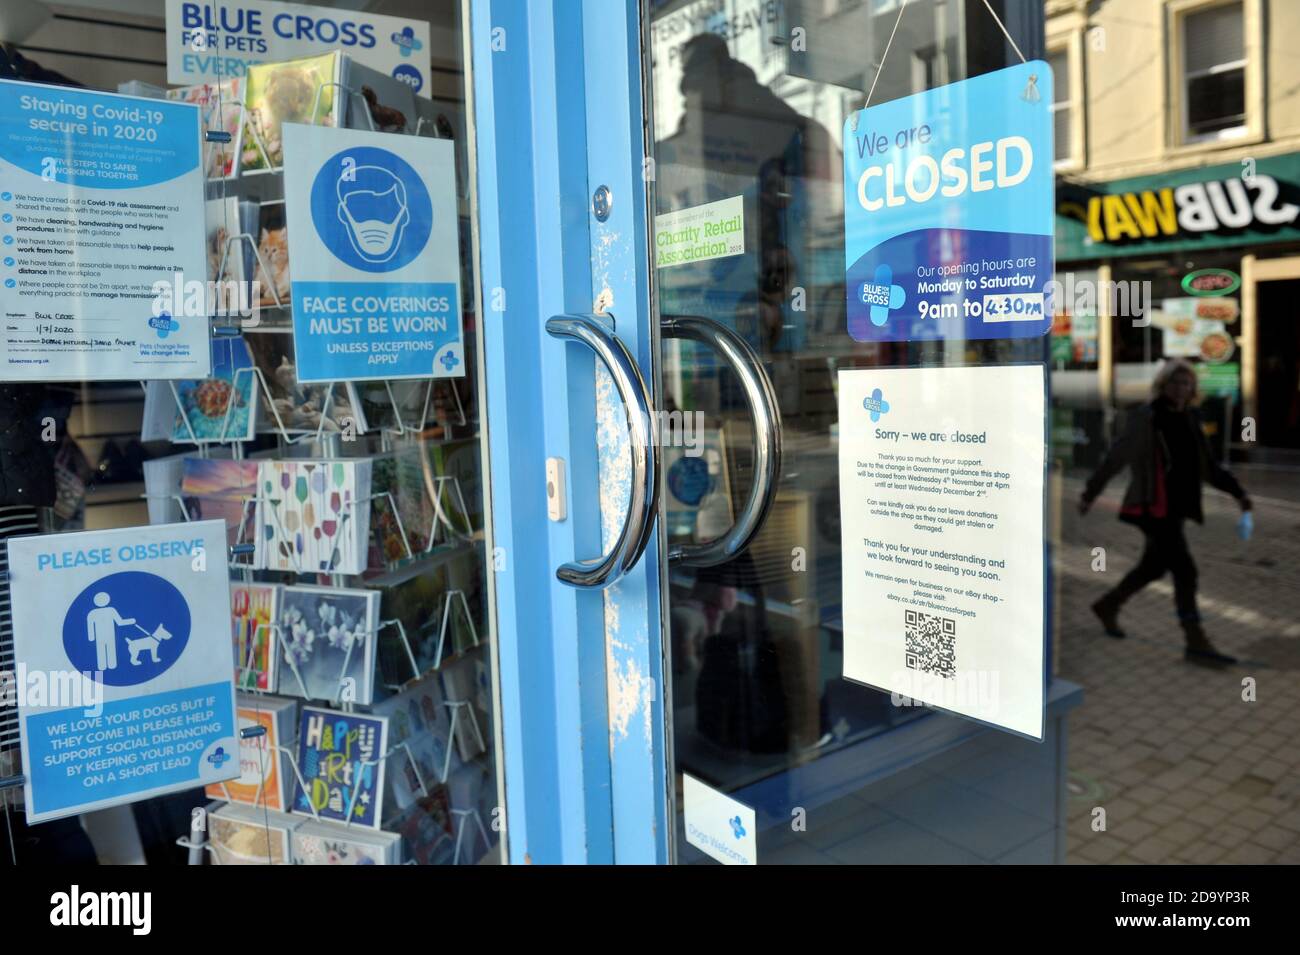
[843,61,1055,343]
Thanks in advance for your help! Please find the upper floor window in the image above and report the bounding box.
[1048,48,1072,165]
[1182,1,1246,140]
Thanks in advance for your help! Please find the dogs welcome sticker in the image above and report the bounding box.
[843,61,1054,343]
[6,520,237,822]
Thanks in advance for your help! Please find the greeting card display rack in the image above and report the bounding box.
[170,73,490,866]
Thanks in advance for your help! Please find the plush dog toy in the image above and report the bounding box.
[361,86,408,133]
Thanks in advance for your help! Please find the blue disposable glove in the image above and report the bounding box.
[1237,510,1254,542]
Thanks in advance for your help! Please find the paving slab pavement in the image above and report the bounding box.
[1057,465,1300,864]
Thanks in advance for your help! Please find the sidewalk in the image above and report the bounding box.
[1056,468,1300,864]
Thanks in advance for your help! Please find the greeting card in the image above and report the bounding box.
[256,459,372,575]
[205,694,297,810]
[172,335,259,443]
[208,802,300,865]
[369,546,482,689]
[181,458,259,550]
[239,53,341,173]
[349,380,436,435]
[166,79,242,179]
[426,438,484,535]
[445,762,496,863]
[387,788,454,865]
[244,330,359,435]
[140,381,178,442]
[371,675,459,818]
[250,201,290,309]
[369,448,437,566]
[293,707,388,829]
[231,582,280,691]
[142,452,190,525]
[276,585,380,705]
[206,196,244,306]
[440,655,489,763]
[291,819,402,865]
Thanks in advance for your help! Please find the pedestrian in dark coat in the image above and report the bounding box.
[1080,359,1252,665]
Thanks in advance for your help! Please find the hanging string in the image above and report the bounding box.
[980,0,1029,65]
[856,0,1034,128]
[863,0,911,112]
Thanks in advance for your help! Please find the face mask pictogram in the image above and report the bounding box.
[336,165,411,263]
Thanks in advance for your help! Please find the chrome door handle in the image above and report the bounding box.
[660,316,783,567]
[545,314,660,588]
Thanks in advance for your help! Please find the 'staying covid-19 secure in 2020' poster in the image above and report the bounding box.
[0,79,210,383]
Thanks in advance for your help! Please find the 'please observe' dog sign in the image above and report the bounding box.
[6,520,238,822]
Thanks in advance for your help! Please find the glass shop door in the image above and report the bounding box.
[640,0,1065,864]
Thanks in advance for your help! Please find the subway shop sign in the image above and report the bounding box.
[1057,153,1300,259]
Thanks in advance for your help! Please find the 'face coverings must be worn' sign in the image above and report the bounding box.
[843,62,1055,343]
[837,365,1046,739]
[6,521,238,822]
[282,123,464,382]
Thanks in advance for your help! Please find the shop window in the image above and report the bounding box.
[1180,1,1246,141]
[0,1,500,869]
[912,44,940,94]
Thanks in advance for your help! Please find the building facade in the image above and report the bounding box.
[1048,0,1300,461]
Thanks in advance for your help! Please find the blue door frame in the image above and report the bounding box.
[469,0,669,864]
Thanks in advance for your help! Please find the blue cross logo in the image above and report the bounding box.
[860,264,906,327]
[439,350,460,372]
[206,746,230,769]
[729,815,746,839]
[149,312,180,339]
[863,387,890,422]
[392,26,423,57]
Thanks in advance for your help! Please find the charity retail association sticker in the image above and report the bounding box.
[843,61,1055,342]
[655,195,744,268]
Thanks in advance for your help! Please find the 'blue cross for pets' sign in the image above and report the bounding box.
[843,62,1055,343]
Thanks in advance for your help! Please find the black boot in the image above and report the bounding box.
[1182,620,1237,666]
[1091,594,1126,638]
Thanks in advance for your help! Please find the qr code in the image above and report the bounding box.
[905,609,956,679]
